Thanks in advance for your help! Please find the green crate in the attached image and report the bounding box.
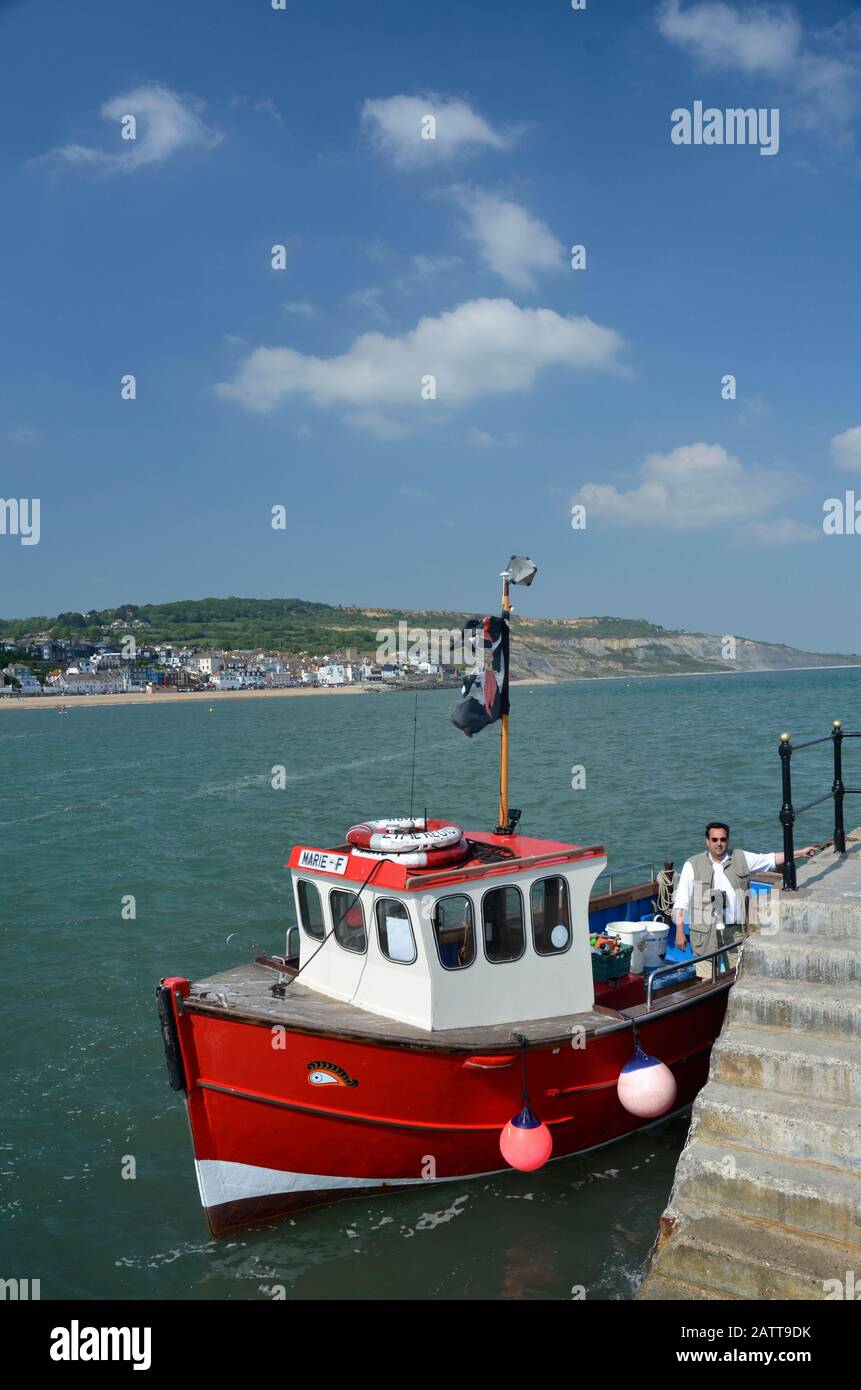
[591,943,633,982]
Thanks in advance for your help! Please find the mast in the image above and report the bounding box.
[496,556,537,834]
[498,572,511,831]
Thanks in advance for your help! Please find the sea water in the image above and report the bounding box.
[3,667,857,1299]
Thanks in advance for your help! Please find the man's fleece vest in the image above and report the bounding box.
[688,848,751,926]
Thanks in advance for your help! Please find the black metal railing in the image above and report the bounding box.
[779,720,861,889]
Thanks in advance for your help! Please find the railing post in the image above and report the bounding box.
[779,732,797,890]
[832,719,846,854]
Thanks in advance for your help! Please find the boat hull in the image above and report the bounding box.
[161,979,729,1235]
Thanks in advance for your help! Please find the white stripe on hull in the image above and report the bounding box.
[195,1158,421,1209]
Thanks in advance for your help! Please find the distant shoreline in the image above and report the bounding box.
[1,663,858,711]
[0,685,368,711]
[545,664,861,686]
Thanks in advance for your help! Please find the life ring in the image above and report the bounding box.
[350,840,470,869]
[346,818,463,854]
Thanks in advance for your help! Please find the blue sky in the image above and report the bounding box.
[2,0,861,651]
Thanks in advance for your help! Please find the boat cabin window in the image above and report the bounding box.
[481,885,525,963]
[531,876,572,955]
[375,898,417,965]
[330,888,367,954]
[297,879,325,941]
[432,894,476,971]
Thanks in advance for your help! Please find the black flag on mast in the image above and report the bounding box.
[451,613,510,738]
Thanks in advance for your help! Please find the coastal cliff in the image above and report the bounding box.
[506,618,859,681]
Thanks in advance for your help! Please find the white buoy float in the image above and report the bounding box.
[617,1045,678,1118]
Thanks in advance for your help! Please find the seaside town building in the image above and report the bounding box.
[1,626,462,699]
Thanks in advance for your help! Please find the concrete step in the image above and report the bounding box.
[653,1205,859,1300]
[729,975,861,1040]
[672,1136,861,1247]
[743,933,861,985]
[636,1272,737,1301]
[712,1024,861,1104]
[777,895,861,940]
[692,1078,861,1167]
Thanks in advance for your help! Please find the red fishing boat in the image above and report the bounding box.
[157,558,736,1236]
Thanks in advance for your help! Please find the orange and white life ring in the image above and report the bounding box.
[346,818,463,854]
[350,840,470,869]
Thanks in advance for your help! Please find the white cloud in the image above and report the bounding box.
[282,301,317,317]
[346,287,390,323]
[229,94,284,126]
[574,441,788,528]
[37,84,222,174]
[216,298,624,414]
[363,239,392,263]
[447,188,565,290]
[657,1,800,75]
[466,428,523,448]
[395,254,462,292]
[400,485,432,498]
[831,425,861,471]
[657,2,861,137]
[738,395,769,425]
[344,411,412,441]
[361,93,515,168]
[738,517,821,546]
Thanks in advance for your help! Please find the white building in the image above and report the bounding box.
[60,672,124,694]
[195,654,224,677]
[318,663,348,686]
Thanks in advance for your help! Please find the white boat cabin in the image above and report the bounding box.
[286,830,607,1031]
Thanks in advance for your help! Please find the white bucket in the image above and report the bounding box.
[643,920,670,969]
[605,924,648,975]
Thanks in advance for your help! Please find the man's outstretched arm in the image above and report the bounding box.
[774,846,816,867]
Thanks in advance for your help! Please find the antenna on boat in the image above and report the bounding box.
[497,556,537,835]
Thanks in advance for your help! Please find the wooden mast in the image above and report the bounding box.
[498,573,511,831]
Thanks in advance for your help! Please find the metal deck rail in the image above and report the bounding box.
[779,719,861,889]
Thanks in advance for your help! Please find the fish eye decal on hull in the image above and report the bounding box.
[307,1061,359,1088]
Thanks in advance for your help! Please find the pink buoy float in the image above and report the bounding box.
[499,1034,553,1172]
[499,1102,553,1172]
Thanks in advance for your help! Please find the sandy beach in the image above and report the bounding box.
[0,685,370,712]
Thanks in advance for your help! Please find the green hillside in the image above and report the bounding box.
[0,597,685,654]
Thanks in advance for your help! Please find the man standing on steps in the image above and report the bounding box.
[672,822,816,981]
